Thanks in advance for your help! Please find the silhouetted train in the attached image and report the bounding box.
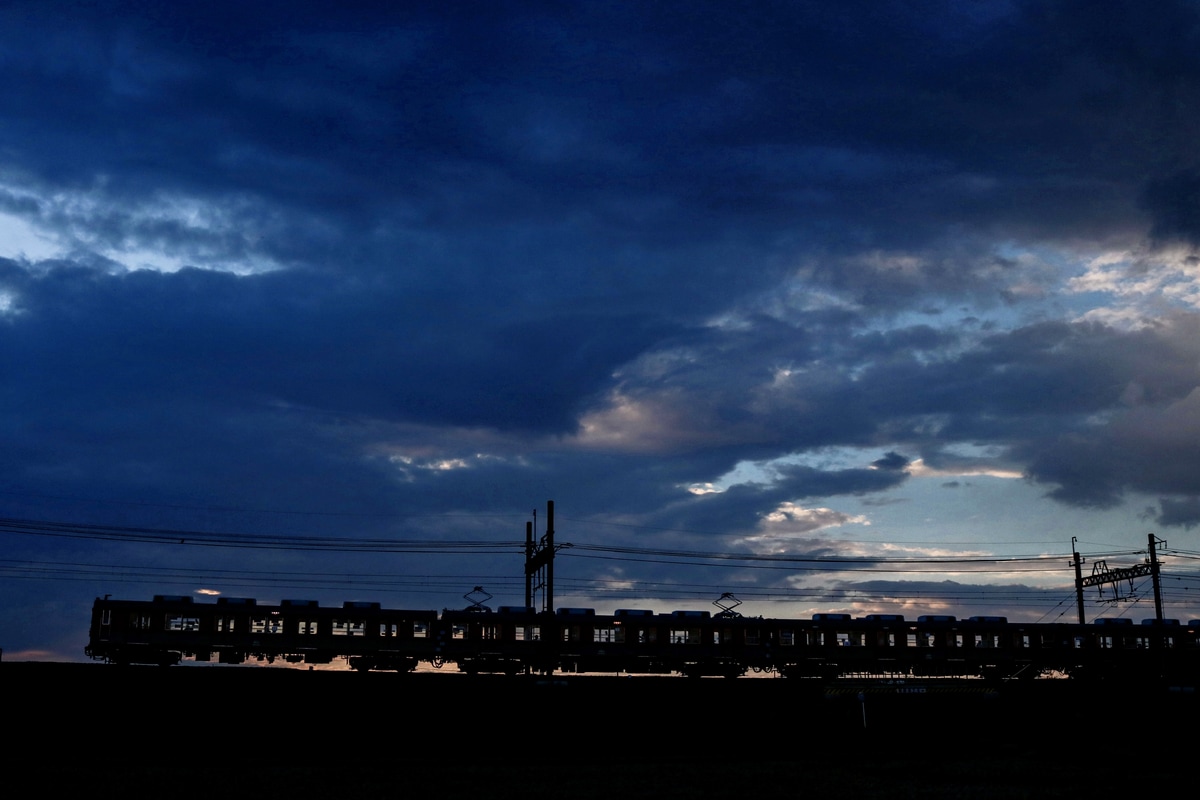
[85,595,1200,681]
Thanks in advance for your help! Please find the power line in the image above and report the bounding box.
[6,513,1197,619]
[0,514,1164,573]
[565,551,1071,573]
[0,516,523,553]
[567,543,1078,565]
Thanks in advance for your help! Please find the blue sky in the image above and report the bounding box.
[4,1,1200,661]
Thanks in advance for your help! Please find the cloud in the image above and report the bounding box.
[1157,497,1200,529]
[1142,169,1200,248]
[735,503,871,554]
[871,452,910,471]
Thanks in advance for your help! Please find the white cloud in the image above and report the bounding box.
[907,458,1022,480]
[1069,247,1200,325]
[0,210,59,261]
[734,502,871,553]
[1,181,286,275]
[576,390,752,452]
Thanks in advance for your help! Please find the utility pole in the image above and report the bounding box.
[1072,534,1165,621]
[547,500,555,611]
[524,500,557,613]
[1071,537,1086,624]
[1148,533,1164,623]
[524,518,534,610]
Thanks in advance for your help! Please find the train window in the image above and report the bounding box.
[595,626,617,644]
[413,621,429,638]
[251,618,282,634]
[216,617,235,633]
[745,629,760,646]
[669,628,699,645]
[131,613,153,630]
[333,620,365,636]
[628,628,655,644]
[380,623,398,637]
[166,614,200,632]
[297,621,318,635]
[100,609,111,626]
[513,625,539,641]
[452,624,467,640]
[779,630,794,646]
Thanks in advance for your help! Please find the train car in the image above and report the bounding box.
[86,595,197,666]
[85,595,438,669]
[85,595,1200,681]
[607,609,672,674]
[437,605,545,675]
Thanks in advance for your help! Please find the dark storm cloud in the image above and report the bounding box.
[1024,382,1200,517]
[0,261,676,433]
[5,0,1195,293]
[871,452,910,472]
[1010,315,1200,515]
[4,0,1197,477]
[1142,169,1200,247]
[599,308,1200,526]
[1157,497,1200,529]
[610,317,1153,449]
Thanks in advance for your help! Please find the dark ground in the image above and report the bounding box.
[7,662,1195,798]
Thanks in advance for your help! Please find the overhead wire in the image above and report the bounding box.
[5,513,1197,617]
[0,516,524,553]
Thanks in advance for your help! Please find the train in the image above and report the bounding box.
[84,594,1200,681]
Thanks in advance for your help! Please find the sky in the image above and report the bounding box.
[4,0,1200,663]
